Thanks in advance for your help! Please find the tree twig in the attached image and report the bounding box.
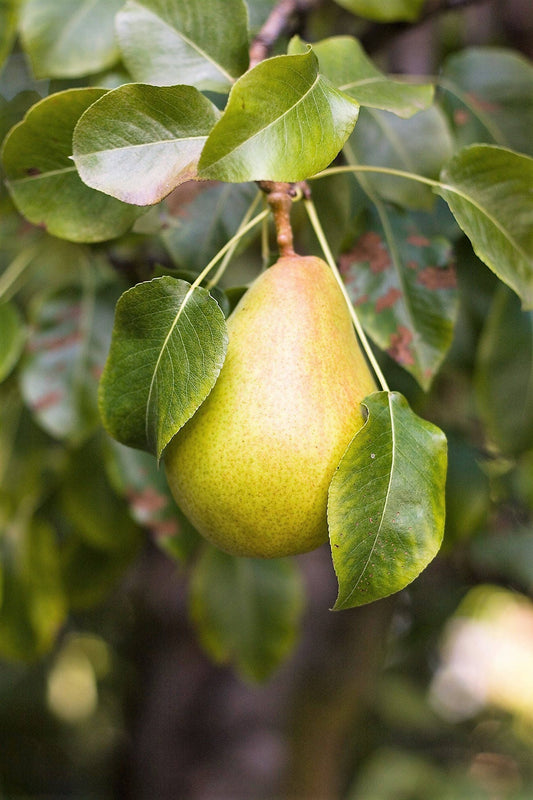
[249,0,322,67]
[258,181,296,256]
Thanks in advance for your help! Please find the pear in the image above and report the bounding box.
[164,254,376,558]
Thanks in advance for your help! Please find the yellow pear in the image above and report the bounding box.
[164,254,376,558]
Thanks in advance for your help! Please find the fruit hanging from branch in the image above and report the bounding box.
[164,251,376,558]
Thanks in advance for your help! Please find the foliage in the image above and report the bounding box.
[1,0,533,796]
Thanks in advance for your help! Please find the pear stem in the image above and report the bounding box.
[259,181,296,258]
[304,197,390,393]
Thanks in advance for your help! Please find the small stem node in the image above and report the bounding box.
[259,181,296,258]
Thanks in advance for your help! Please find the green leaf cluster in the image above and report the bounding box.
[0,0,532,682]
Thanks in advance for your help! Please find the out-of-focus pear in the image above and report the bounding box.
[165,255,376,557]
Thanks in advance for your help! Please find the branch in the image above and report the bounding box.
[249,0,322,68]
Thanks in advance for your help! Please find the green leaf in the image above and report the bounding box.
[0,302,25,382]
[59,436,142,553]
[99,276,228,459]
[438,145,533,309]
[294,170,354,259]
[198,50,360,182]
[475,285,533,456]
[0,0,19,72]
[19,0,123,78]
[189,546,304,682]
[1,89,141,242]
[0,385,66,504]
[0,519,67,661]
[328,391,446,609]
[444,434,490,547]
[339,206,458,390]
[104,438,200,561]
[439,47,533,157]
[289,36,434,118]
[73,84,220,205]
[332,0,425,22]
[116,0,249,93]
[162,182,258,272]
[60,535,138,610]
[19,282,119,445]
[470,529,533,594]
[348,106,454,210]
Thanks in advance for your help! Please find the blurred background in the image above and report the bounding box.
[1,1,533,798]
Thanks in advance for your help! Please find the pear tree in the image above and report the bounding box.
[0,0,532,683]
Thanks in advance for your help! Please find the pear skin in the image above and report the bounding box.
[164,255,376,558]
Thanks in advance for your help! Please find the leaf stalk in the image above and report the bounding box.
[304,197,390,393]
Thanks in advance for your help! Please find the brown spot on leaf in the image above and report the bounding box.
[388,326,415,366]
[341,231,391,274]
[407,260,419,270]
[28,330,84,353]
[55,304,82,322]
[465,93,501,113]
[165,179,217,217]
[417,265,457,290]
[151,519,180,538]
[407,234,431,247]
[32,390,63,411]
[454,109,470,126]
[128,487,168,518]
[26,167,42,176]
[355,293,369,307]
[376,287,402,312]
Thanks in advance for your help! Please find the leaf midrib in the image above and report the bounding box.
[344,396,397,603]
[201,70,325,171]
[76,134,208,159]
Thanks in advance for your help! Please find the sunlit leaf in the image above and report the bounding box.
[73,84,220,205]
[0,302,25,382]
[475,285,533,456]
[99,276,228,459]
[332,0,424,22]
[348,106,454,210]
[19,281,119,445]
[340,205,458,389]
[198,50,359,182]
[438,145,533,309]
[328,391,446,609]
[190,545,304,682]
[116,0,249,92]
[289,36,434,118]
[1,89,141,242]
[439,47,533,157]
[20,0,123,78]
